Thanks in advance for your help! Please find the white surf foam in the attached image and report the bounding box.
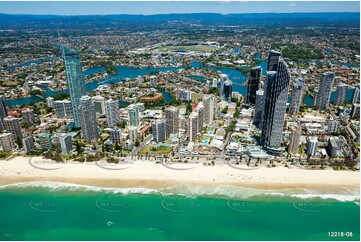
[0,181,160,195]
[1,181,359,202]
[289,193,360,202]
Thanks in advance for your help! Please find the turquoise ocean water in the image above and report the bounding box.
[0,182,359,241]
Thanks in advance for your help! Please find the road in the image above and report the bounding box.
[22,72,36,91]
[130,134,151,156]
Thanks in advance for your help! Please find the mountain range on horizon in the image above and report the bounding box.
[0,12,359,29]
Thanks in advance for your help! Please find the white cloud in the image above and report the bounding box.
[289,3,297,7]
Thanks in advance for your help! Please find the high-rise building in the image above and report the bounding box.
[327,119,339,134]
[38,132,52,150]
[188,112,198,142]
[78,95,99,142]
[51,133,63,146]
[128,107,140,127]
[21,109,36,124]
[128,103,145,113]
[223,80,233,102]
[352,86,360,104]
[246,66,262,104]
[261,51,290,152]
[109,128,122,144]
[219,74,228,99]
[46,97,55,108]
[128,126,138,143]
[253,90,264,128]
[22,136,35,153]
[0,133,15,151]
[63,48,87,128]
[59,134,73,154]
[179,117,188,131]
[150,75,158,85]
[326,137,345,158]
[152,120,166,142]
[196,104,204,133]
[105,99,120,127]
[351,103,360,119]
[288,125,301,155]
[3,116,22,140]
[92,96,106,115]
[165,107,179,137]
[334,83,348,106]
[289,78,305,117]
[315,72,335,110]
[203,95,215,125]
[307,136,318,157]
[178,89,192,101]
[267,50,282,71]
[0,95,8,131]
[313,90,318,106]
[54,100,73,119]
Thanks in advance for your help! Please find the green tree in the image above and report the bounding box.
[222,106,228,114]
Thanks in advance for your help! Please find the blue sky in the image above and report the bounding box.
[0,1,359,15]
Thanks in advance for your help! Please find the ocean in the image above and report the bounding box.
[0,182,359,241]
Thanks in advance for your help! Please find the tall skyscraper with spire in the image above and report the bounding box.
[63,48,87,128]
[246,66,262,104]
[261,50,290,152]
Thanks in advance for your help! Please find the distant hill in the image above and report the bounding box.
[0,12,359,29]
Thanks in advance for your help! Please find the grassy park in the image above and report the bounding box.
[139,145,173,155]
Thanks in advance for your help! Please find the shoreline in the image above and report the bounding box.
[0,156,359,196]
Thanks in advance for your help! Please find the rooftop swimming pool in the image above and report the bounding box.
[202,139,210,144]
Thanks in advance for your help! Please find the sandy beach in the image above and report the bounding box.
[0,156,359,193]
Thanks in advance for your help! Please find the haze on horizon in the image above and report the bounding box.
[0,1,359,15]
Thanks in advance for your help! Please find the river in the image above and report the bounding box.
[4,61,355,107]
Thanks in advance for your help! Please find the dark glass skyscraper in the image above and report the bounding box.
[223,80,233,102]
[0,95,8,131]
[246,66,262,104]
[63,48,87,128]
[267,50,282,71]
[261,50,290,152]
